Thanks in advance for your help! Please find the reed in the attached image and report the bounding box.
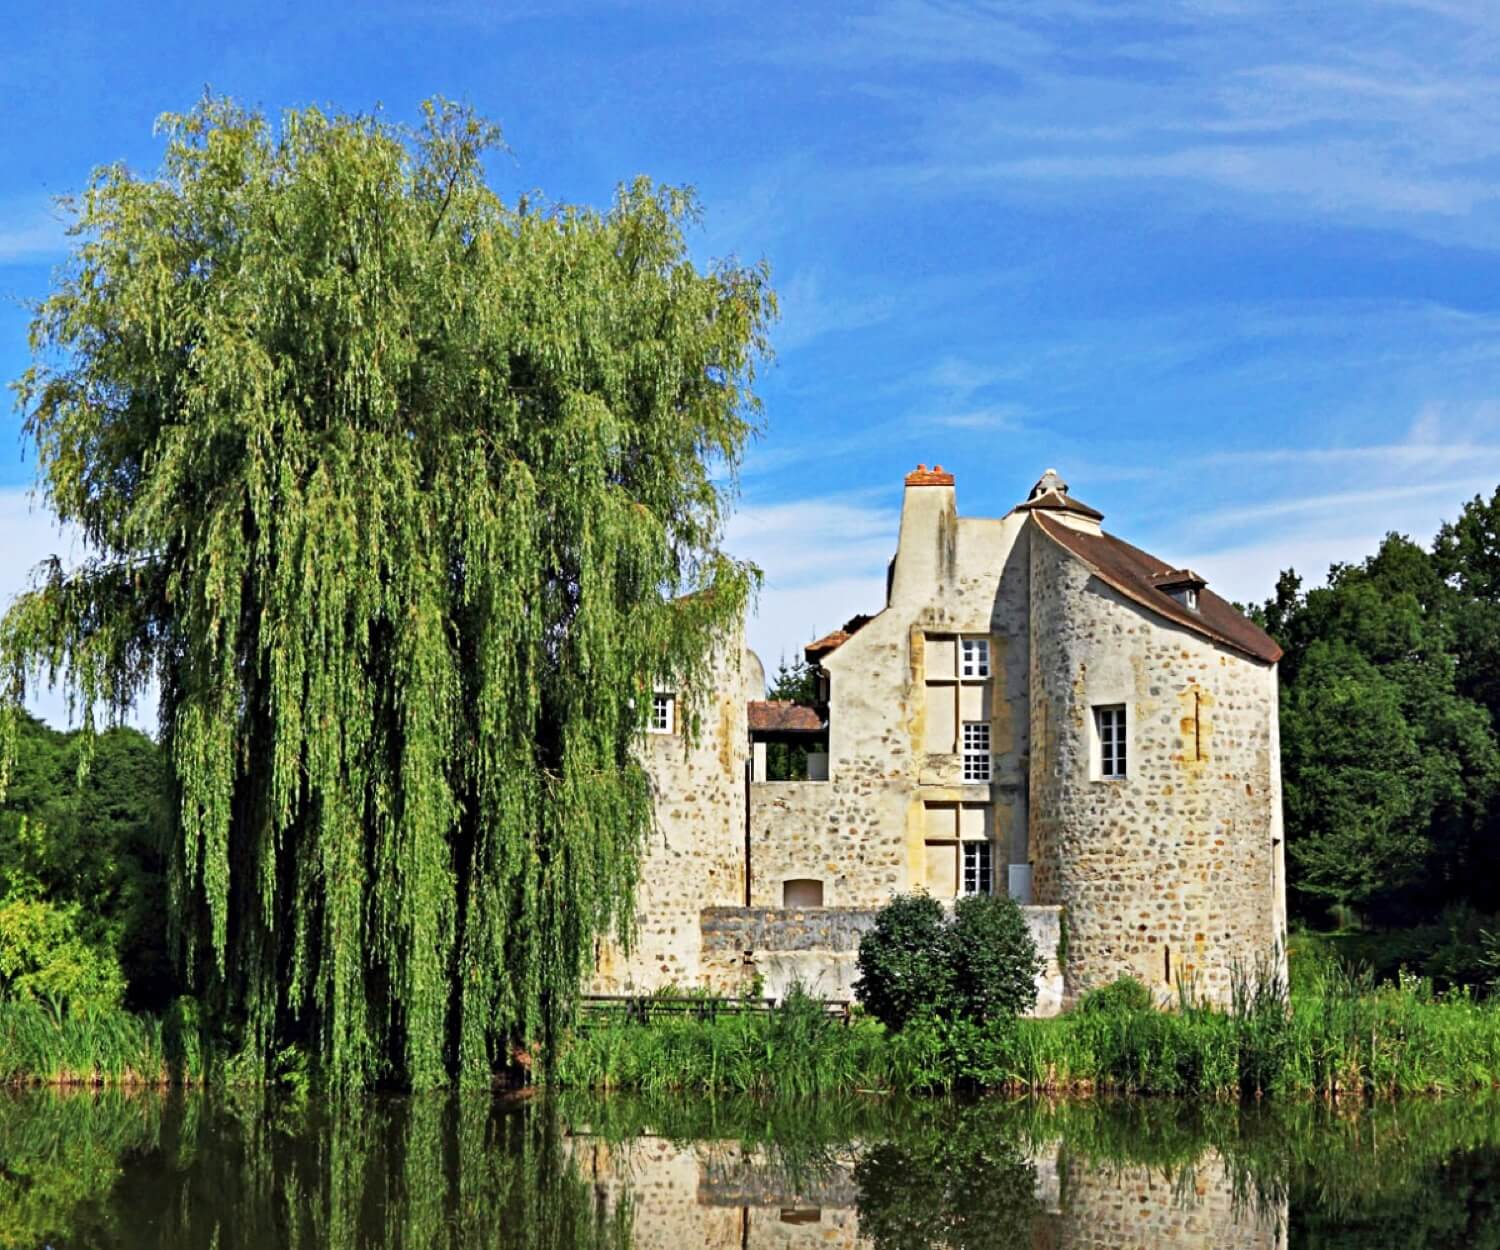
[0,996,213,1087]
[549,968,1500,1098]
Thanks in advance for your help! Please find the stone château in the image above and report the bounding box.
[591,466,1288,1011]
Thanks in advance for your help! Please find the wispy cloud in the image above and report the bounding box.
[751,0,1500,244]
[724,493,896,667]
[0,200,68,265]
[774,269,898,352]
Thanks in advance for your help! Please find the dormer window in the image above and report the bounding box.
[1151,569,1207,615]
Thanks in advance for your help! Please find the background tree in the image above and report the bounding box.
[764,654,817,781]
[1259,529,1500,929]
[0,97,774,1087]
[0,711,171,1010]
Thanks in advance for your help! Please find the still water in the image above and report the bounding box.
[3,1089,1499,1248]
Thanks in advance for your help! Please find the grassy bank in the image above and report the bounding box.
[549,974,1500,1098]
[0,997,214,1086]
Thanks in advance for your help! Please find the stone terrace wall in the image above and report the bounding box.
[700,904,1065,1013]
[1028,527,1280,1006]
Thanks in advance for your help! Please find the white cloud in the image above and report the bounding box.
[0,489,155,731]
[773,269,897,352]
[756,0,1500,244]
[724,494,896,675]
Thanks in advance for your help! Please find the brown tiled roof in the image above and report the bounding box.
[748,700,825,733]
[805,629,850,656]
[804,613,874,662]
[1031,514,1282,664]
[905,463,955,486]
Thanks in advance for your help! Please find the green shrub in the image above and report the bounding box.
[855,892,1043,1031]
[0,898,126,1012]
[949,894,1044,1024]
[1077,976,1154,1016]
[854,893,953,1031]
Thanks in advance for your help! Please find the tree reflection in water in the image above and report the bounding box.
[5,1090,1500,1248]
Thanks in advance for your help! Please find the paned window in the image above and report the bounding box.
[648,692,674,734]
[961,721,991,782]
[962,841,993,895]
[1095,705,1127,777]
[960,637,990,678]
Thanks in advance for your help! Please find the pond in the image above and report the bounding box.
[3,1089,1499,1248]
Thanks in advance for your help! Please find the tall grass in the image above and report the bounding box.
[0,996,212,1086]
[550,965,1500,1098]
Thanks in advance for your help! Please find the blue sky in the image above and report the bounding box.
[5,0,1500,709]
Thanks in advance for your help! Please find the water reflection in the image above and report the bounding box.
[6,1090,1500,1248]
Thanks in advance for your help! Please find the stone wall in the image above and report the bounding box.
[588,642,760,994]
[700,903,1066,1013]
[749,781,904,909]
[1028,527,1281,1006]
[1044,1151,1284,1250]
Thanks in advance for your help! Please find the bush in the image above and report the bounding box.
[1077,976,1154,1016]
[854,893,952,1031]
[949,894,1044,1024]
[855,892,1043,1031]
[0,898,126,1012]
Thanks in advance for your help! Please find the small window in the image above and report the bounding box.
[961,721,991,781]
[962,841,993,895]
[960,637,990,678]
[1168,587,1199,612]
[648,692,674,734]
[1095,705,1127,777]
[782,878,824,908]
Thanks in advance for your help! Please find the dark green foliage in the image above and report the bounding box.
[0,711,172,1009]
[853,1108,1040,1250]
[1258,511,1500,930]
[948,893,1044,1024]
[853,893,954,1030]
[0,97,772,1089]
[1078,975,1154,1015]
[855,892,1043,1030]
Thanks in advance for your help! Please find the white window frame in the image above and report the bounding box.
[960,637,991,679]
[961,721,991,782]
[648,692,675,734]
[961,840,993,896]
[1094,704,1127,778]
[1169,587,1199,612]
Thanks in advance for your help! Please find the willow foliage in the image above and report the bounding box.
[1,97,772,1089]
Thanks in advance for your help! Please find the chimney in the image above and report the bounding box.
[889,464,957,607]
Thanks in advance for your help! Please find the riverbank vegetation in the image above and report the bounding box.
[550,964,1500,1098]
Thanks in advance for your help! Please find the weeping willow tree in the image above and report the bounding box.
[0,97,772,1089]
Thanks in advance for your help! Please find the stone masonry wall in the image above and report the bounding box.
[700,904,1066,1013]
[749,780,904,910]
[1028,527,1280,1006]
[1046,1152,1284,1250]
[589,644,759,994]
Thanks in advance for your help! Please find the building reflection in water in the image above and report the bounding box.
[567,1133,1287,1250]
